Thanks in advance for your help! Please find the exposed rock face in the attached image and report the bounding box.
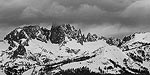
[0,24,150,75]
[50,24,90,45]
[86,33,99,42]
[4,25,50,46]
[105,37,122,47]
[50,25,66,44]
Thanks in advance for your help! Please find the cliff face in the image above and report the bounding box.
[0,24,150,75]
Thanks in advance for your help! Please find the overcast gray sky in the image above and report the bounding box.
[0,0,150,39]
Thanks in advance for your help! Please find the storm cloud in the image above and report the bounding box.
[0,0,136,25]
[0,0,150,39]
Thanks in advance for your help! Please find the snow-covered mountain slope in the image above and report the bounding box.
[121,32,150,74]
[0,24,150,75]
[0,40,9,51]
[122,32,150,46]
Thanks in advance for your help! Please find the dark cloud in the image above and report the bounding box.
[55,0,136,12]
[0,0,137,25]
[0,0,150,39]
[121,0,150,25]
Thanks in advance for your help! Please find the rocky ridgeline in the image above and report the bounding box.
[0,24,150,75]
[4,24,103,46]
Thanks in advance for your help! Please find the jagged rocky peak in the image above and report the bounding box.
[86,33,99,42]
[4,25,51,46]
[50,24,100,45]
[50,24,73,44]
[104,37,122,47]
[2,25,51,59]
[3,24,102,46]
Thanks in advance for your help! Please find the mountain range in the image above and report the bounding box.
[0,24,150,75]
